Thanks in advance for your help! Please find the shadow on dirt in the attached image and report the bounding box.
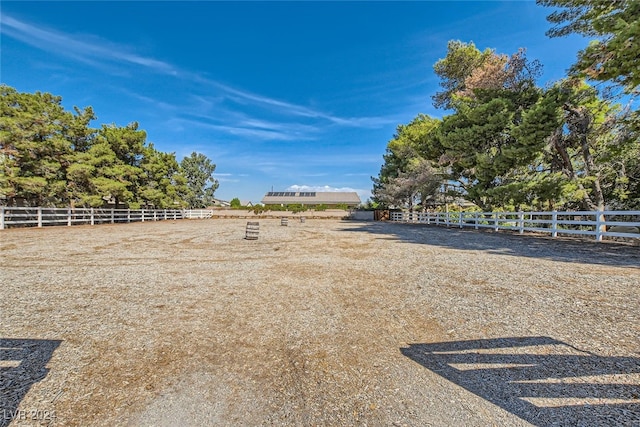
[401,336,640,426]
[0,338,61,427]
[341,222,640,268]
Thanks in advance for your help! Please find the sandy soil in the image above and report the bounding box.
[1,219,639,426]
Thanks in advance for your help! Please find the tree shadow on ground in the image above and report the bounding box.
[341,222,640,268]
[0,338,61,427]
[401,336,640,426]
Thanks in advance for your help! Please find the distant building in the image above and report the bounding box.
[261,191,361,208]
[211,198,231,207]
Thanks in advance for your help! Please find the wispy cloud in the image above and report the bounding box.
[172,117,318,142]
[1,14,393,130]
[1,15,177,75]
[213,174,240,183]
[212,81,393,127]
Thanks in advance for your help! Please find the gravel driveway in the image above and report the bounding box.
[1,219,639,426]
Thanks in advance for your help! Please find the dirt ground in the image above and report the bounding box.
[1,219,639,426]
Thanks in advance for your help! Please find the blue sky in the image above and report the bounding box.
[0,1,587,204]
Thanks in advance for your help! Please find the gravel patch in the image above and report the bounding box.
[1,219,638,426]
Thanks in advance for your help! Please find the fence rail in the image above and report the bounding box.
[0,207,184,229]
[389,210,640,242]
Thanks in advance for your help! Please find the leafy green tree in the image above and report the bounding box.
[230,197,241,208]
[90,123,146,208]
[180,152,219,208]
[515,78,638,211]
[372,114,442,207]
[539,0,640,95]
[421,43,543,210]
[138,144,189,208]
[375,158,441,210]
[432,41,495,110]
[0,85,96,206]
[0,85,199,208]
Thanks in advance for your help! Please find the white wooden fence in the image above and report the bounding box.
[390,210,640,242]
[182,209,214,219]
[0,207,184,229]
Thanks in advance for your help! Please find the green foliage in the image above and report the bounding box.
[230,197,241,208]
[539,0,640,95]
[252,204,266,214]
[179,152,219,208]
[375,39,638,212]
[372,114,443,209]
[432,41,495,110]
[286,203,307,213]
[0,85,93,206]
[314,204,328,211]
[361,199,380,210]
[0,85,201,208]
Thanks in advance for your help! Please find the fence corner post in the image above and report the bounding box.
[551,210,558,238]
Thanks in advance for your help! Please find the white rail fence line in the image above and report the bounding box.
[0,207,184,230]
[390,210,640,242]
[183,209,214,219]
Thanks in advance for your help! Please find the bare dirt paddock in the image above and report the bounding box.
[1,219,639,426]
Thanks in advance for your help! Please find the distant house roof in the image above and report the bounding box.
[261,191,361,206]
[212,198,230,207]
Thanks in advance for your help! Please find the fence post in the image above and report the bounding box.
[595,212,604,242]
[551,210,558,238]
[141,209,145,222]
[37,207,43,227]
[67,208,72,226]
[0,207,4,230]
[494,212,499,232]
[127,209,131,223]
[446,211,450,227]
[474,212,479,230]
[458,211,463,228]
[154,210,157,221]
[90,208,94,225]
[111,209,115,224]
[173,210,177,220]
[518,211,524,235]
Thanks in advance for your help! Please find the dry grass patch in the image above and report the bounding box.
[1,219,638,426]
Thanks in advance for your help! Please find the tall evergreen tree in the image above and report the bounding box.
[0,84,95,206]
[180,152,219,208]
